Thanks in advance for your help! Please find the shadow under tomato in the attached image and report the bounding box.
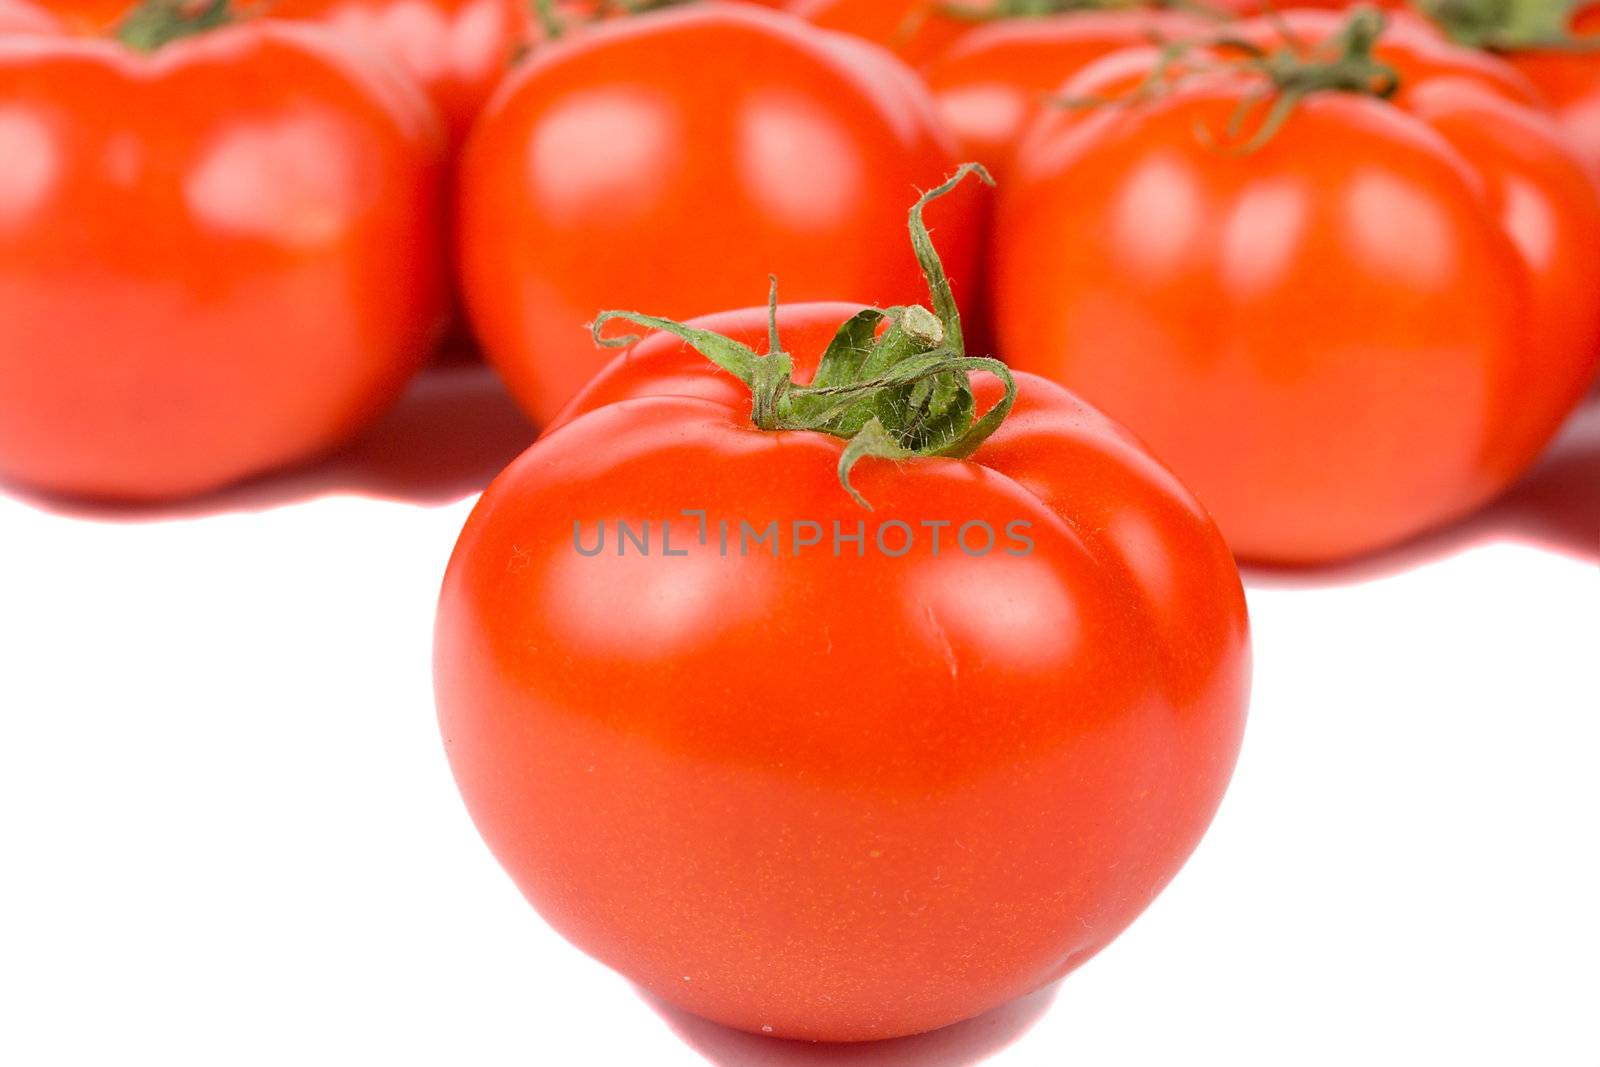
[6,360,536,524]
[1244,397,1600,590]
[646,983,1060,1067]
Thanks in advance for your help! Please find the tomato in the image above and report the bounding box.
[435,171,1250,1042]
[992,10,1600,564]
[0,8,447,501]
[458,2,981,428]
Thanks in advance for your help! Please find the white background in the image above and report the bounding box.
[2,364,1595,1066]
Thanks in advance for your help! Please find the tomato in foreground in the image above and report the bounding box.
[435,170,1251,1041]
[993,10,1600,564]
[457,2,980,428]
[0,0,447,500]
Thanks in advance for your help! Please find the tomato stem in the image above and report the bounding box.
[591,164,1014,510]
[116,0,235,52]
[1420,0,1595,51]
[1065,7,1403,153]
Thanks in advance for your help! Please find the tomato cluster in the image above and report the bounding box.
[1,0,1595,1049]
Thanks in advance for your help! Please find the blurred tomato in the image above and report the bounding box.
[268,0,526,147]
[0,12,448,500]
[992,10,1600,564]
[787,0,971,63]
[39,0,522,145]
[458,2,982,428]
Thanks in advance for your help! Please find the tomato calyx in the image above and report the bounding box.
[1420,0,1594,51]
[1204,7,1401,150]
[116,0,236,52]
[591,164,1015,510]
[1070,7,1402,152]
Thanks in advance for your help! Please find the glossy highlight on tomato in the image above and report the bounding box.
[992,10,1600,564]
[0,18,448,500]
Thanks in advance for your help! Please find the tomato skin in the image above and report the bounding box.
[266,0,526,147]
[922,10,1214,177]
[436,301,1249,1041]
[0,26,448,501]
[457,3,980,428]
[992,31,1600,564]
[787,0,971,64]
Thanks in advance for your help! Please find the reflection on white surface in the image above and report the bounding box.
[184,114,356,247]
[738,89,862,231]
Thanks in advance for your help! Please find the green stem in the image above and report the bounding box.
[591,164,1013,510]
[1419,0,1594,50]
[1068,6,1402,153]
[116,0,235,51]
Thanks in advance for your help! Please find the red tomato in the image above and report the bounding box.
[0,16,447,501]
[457,3,981,428]
[992,11,1600,564]
[436,176,1250,1035]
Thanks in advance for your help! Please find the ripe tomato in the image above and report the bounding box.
[458,3,981,428]
[0,10,447,501]
[992,10,1600,564]
[436,172,1250,1041]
